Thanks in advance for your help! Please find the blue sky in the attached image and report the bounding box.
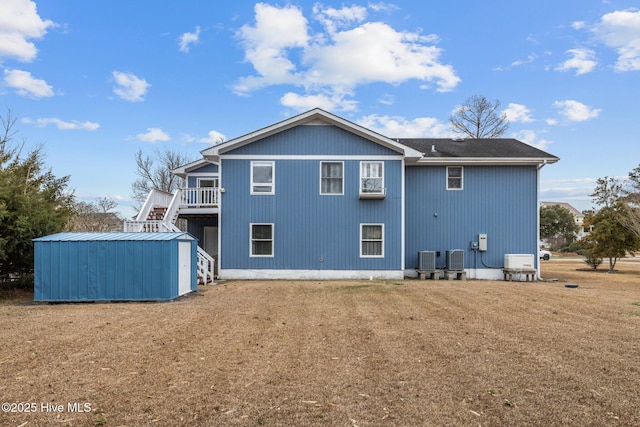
[2,0,639,218]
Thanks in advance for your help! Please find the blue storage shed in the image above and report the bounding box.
[33,232,198,302]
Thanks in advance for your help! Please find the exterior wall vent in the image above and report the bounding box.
[446,250,464,271]
[418,251,436,271]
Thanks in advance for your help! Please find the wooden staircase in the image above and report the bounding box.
[123,188,215,285]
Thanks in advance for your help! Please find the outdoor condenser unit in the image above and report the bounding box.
[446,250,464,271]
[418,251,436,270]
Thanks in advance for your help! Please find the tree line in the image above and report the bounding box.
[540,168,640,271]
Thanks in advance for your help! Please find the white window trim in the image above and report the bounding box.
[197,176,219,187]
[360,161,385,195]
[250,161,275,195]
[360,223,384,258]
[319,161,344,195]
[446,166,463,190]
[250,223,274,258]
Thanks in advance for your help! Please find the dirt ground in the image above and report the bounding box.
[1,260,639,426]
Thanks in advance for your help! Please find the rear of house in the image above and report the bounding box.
[127,108,558,280]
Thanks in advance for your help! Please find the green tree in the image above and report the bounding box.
[449,95,509,139]
[0,110,74,283]
[581,204,640,272]
[540,205,579,248]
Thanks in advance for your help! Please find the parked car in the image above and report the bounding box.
[539,249,551,260]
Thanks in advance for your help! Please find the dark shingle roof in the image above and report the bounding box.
[398,138,558,160]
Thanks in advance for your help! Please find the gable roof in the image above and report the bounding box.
[401,138,559,165]
[201,108,423,161]
[196,108,558,167]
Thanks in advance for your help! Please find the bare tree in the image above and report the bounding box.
[66,197,122,232]
[449,95,509,139]
[131,148,193,210]
[621,165,640,238]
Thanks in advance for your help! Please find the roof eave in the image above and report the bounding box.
[409,157,560,166]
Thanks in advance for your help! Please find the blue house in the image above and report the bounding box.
[125,108,558,280]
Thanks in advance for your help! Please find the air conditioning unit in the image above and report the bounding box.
[418,251,436,270]
[446,250,464,271]
[504,254,534,269]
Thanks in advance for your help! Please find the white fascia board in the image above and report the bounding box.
[408,157,560,166]
[172,158,218,177]
[202,108,423,160]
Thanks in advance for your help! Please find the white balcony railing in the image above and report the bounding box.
[179,187,219,208]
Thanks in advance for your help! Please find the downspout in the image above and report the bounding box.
[536,159,547,281]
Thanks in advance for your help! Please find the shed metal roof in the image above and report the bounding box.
[34,232,195,242]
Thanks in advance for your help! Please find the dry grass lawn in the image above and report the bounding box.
[1,260,639,426]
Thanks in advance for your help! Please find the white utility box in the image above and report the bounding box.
[504,254,535,269]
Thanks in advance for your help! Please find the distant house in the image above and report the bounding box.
[125,109,558,281]
[540,201,590,239]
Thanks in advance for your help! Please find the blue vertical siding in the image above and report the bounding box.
[226,125,400,156]
[220,158,402,271]
[405,165,539,270]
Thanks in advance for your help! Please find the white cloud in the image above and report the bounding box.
[0,0,54,62]
[555,48,597,75]
[503,103,534,123]
[358,114,451,138]
[572,21,586,30]
[3,68,53,98]
[312,4,367,34]
[280,91,358,112]
[593,9,640,71]
[511,129,552,151]
[234,3,460,105]
[179,26,201,53]
[511,54,536,67]
[23,117,99,130]
[198,130,226,144]
[112,71,150,102]
[136,128,170,143]
[553,100,601,122]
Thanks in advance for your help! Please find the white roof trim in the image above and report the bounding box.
[172,158,218,178]
[201,108,423,160]
[409,157,559,166]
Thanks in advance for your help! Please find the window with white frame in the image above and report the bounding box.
[250,223,274,257]
[360,224,384,257]
[447,166,463,190]
[320,161,344,195]
[251,161,274,194]
[360,162,384,194]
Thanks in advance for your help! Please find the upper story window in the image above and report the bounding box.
[447,166,463,190]
[320,162,344,195]
[360,161,384,197]
[251,161,274,195]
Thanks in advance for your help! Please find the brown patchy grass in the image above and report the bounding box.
[1,261,639,426]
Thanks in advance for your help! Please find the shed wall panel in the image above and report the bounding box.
[34,233,197,301]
